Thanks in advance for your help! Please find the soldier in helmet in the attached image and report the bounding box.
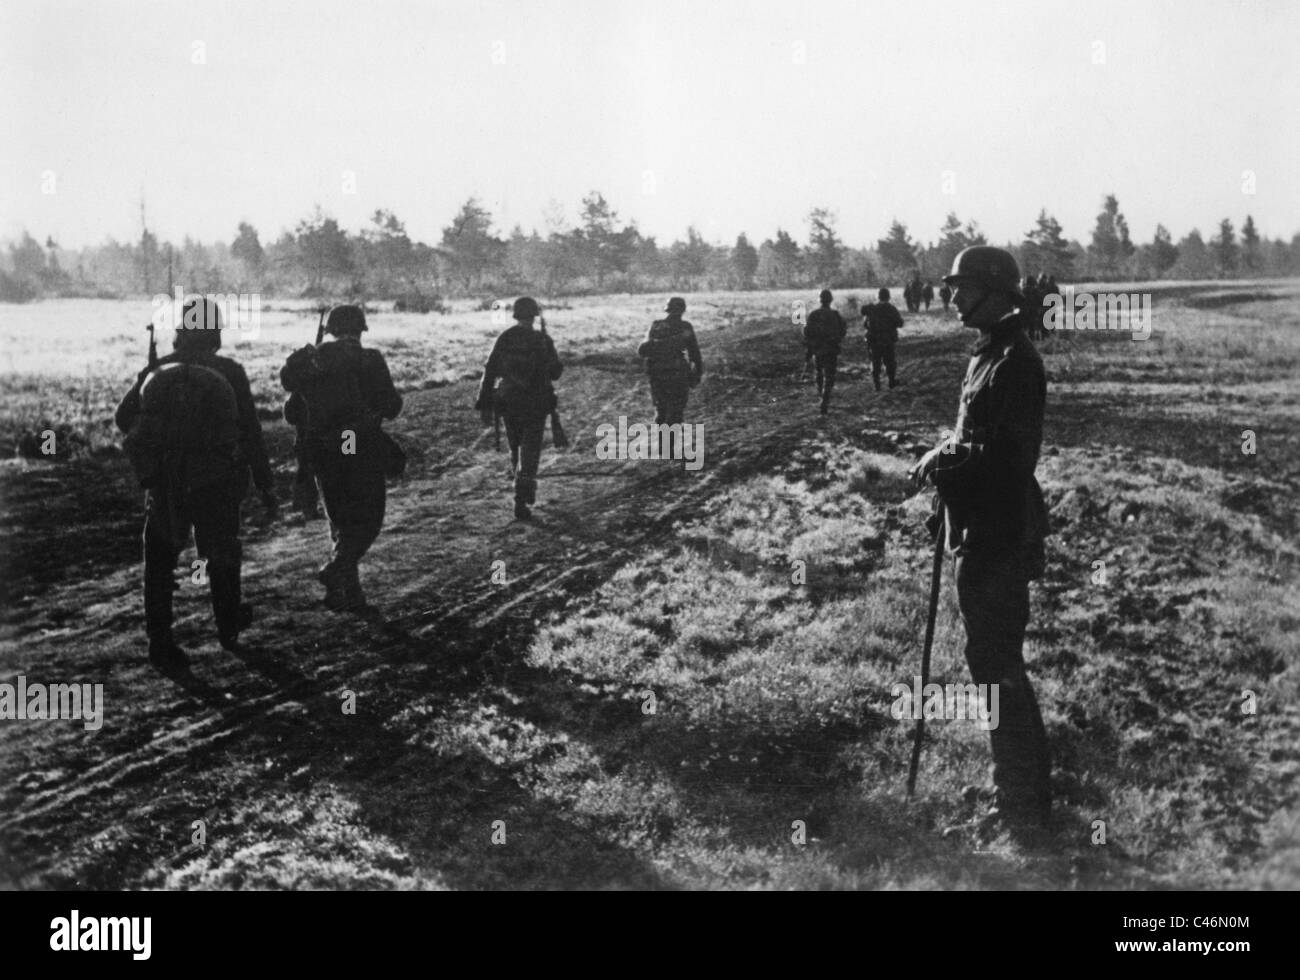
[939,282,953,311]
[1021,274,1042,340]
[638,297,703,443]
[802,289,848,414]
[475,297,563,520]
[115,298,278,670]
[281,304,402,610]
[910,245,1053,838]
[861,287,903,390]
[921,281,935,311]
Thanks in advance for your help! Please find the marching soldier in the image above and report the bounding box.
[115,298,277,670]
[861,287,903,390]
[939,283,953,311]
[802,289,848,414]
[638,295,703,434]
[281,304,402,611]
[921,281,935,311]
[911,245,1053,837]
[1021,274,1042,340]
[476,297,563,520]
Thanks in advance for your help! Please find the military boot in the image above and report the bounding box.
[338,564,370,613]
[318,562,349,611]
[148,631,190,672]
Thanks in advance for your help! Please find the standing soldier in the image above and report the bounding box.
[911,245,1052,838]
[1021,274,1042,340]
[921,281,935,311]
[802,289,848,414]
[475,297,563,520]
[281,304,402,611]
[861,287,904,390]
[637,296,703,442]
[939,282,953,311]
[116,298,278,670]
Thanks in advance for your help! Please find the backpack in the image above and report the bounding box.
[280,342,371,440]
[123,362,239,489]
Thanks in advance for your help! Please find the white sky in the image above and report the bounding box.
[2,0,1298,250]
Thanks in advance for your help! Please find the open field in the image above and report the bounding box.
[1,282,1298,889]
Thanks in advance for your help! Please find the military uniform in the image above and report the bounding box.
[862,300,903,389]
[939,284,953,310]
[930,311,1052,822]
[281,325,402,609]
[116,336,273,661]
[802,304,847,413]
[639,311,702,426]
[476,319,563,517]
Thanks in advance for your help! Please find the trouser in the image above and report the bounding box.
[649,377,691,460]
[314,448,386,574]
[502,409,547,505]
[869,344,897,387]
[813,352,838,407]
[292,435,320,514]
[955,548,1051,819]
[143,478,242,641]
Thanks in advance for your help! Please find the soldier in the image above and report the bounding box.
[910,245,1052,837]
[939,283,953,311]
[115,298,278,670]
[637,295,703,440]
[476,297,563,520]
[861,287,903,390]
[907,272,924,313]
[281,304,402,611]
[1021,274,1042,340]
[921,281,935,311]
[802,289,848,414]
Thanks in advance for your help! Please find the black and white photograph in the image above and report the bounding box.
[0,0,1296,920]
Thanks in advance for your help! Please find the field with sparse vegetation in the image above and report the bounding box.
[1,281,1298,889]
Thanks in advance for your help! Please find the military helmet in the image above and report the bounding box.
[326,304,367,335]
[174,298,222,351]
[512,296,541,320]
[818,289,833,304]
[943,246,1024,300]
[665,297,686,314]
[878,287,890,300]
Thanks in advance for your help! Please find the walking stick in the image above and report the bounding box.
[907,512,946,799]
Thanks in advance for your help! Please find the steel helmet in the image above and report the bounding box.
[665,297,686,314]
[326,304,368,335]
[174,298,223,351]
[818,289,833,304]
[943,246,1024,300]
[512,296,541,319]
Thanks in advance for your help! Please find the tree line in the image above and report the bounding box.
[2,191,1296,305]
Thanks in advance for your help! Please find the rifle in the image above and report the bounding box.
[143,246,173,373]
[539,314,569,449]
[316,305,328,346]
[907,505,947,799]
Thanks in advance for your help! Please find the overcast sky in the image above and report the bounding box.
[3,0,1297,251]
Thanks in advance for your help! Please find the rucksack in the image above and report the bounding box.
[123,362,239,489]
[280,342,371,439]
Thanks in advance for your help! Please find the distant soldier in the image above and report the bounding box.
[281,305,402,611]
[476,297,564,520]
[1021,275,1042,340]
[939,283,953,311]
[115,298,277,670]
[637,295,703,435]
[802,289,848,414]
[921,281,935,311]
[911,245,1052,838]
[906,272,924,313]
[861,287,903,390]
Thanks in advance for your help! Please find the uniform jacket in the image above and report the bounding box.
[862,301,903,347]
[931,315,1051,574]
[802,307,847,356]
[280,337,402,464]
[638,316,702,384]
[476,323,563,415]
[117,349,274,495]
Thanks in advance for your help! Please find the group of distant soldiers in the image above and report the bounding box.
[115,243,1053,840]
